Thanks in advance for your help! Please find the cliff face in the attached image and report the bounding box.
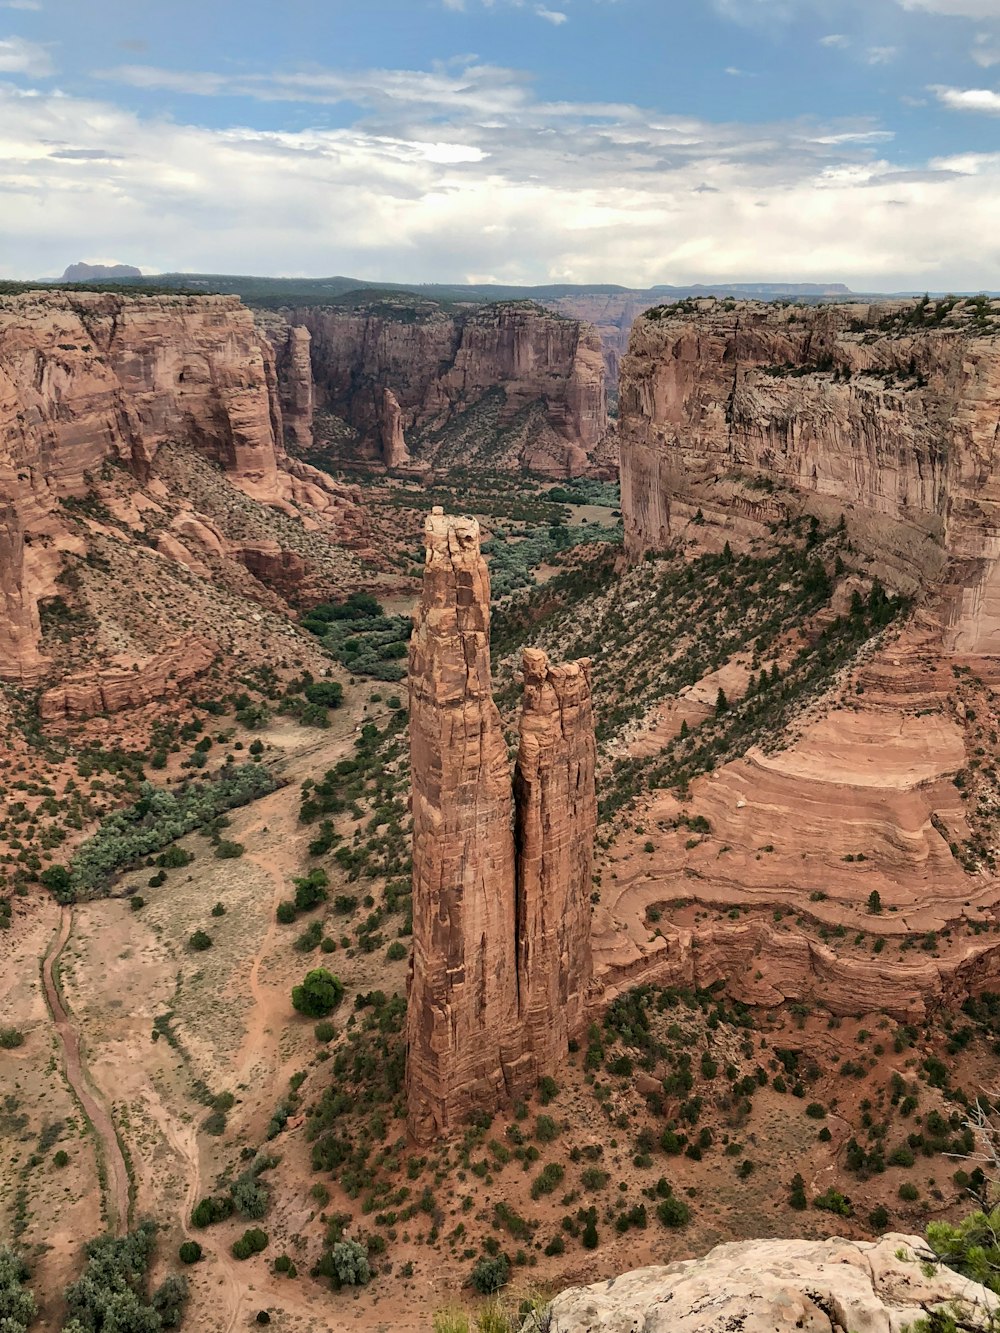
[406,510,596,1141]
[618,300,1000,651]
[284,301,608,476]
[0,289,364,683]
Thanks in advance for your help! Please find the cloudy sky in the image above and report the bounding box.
[2,0,1000,289]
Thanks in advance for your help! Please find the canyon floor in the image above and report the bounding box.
[3,474,1000,1331]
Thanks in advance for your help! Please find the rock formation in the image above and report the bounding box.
[281,300,608,476]
[379,387,410,467]
[407,510,596,1141]
[0,289,364,682]
[545,1233,997,1332]
[272,324,314,449]
[38,638,216,720]
[515,649,596,1069]
[618,298,1000,652]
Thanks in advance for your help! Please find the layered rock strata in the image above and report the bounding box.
[39,638,216,721]
[618,299,1000,651]
[406,510,596,1140]
[285,301,607,475]
[546,1233,997,1332]
[0,289,363,682]
[515,648,597,1068]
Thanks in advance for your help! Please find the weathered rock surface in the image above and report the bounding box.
[379,387,410,467]
[546,1233,997,1332]
[515,648,596,1068]
[406,509,523,1141]
[39,637,216,720]
[618,299,1000,651]
[407,511,597,1139]
[287,300,608,476]
[269,323,314,449]
[0,289,364,681]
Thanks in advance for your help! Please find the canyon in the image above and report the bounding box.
[406,508,597,1140]
[264,299,609,476]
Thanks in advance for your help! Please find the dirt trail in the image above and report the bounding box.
[42,905,131,1236]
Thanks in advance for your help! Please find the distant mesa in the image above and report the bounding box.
[60,261,142,282]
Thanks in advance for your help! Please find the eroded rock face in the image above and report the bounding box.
[618,300,1000,651]
[379,387,410,467]
[292,301,607,476]
[39,638,216,720]
[274,324,315,449]
[546,1234,997,1332]
[406,510,523,1141]
[515,648,596,1069]
[407,512,597,1139]
[0,289,363,681]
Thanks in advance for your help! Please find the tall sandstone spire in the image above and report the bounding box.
[514,648,597,1073]
[406,508,524,1142]
[406,508,596,1142]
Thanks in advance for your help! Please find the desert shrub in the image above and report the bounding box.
[530,1163,564,1200]
[211,902,226,917]
[54,1149,70,1168]
[328,1239,371,1287]
[188,930,213,952]
[470,1253,510,1295]
[899,1183,919,1202]
[314,1020,336,1043]
[67,766,278,898]
[814,1188,853,1216]
[386,941,407,962]
[293,869,329,912]
[215,839,244,859]
[232,1175,270,1220]
[291,969,344,1017]
[304,681,345,709]
[276,901,297,924]
[62,1221,169,1330]
[656,1196,691,1228]
[0,1244,36,1332]
[179,1241,202,1264]
[868,1205,890,1232]
[192,1195,234,1228]
[152,1272,189,1327]
[789,1173,807,1210]
[232,1228,268,1260]
[0,1027,25,1050]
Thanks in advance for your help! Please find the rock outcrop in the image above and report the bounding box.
[618,299,1000,651]
[39,638,216,720]
[271,324,314,449]
[379,387,410,467]
[0,289,364,682]
[407,510,596,1140]
[284,300,608,476]
[406,509,523,1142]
[546,1233,997,1332]
[515,649,597,1069]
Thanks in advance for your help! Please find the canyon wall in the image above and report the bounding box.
[406,509,596,1141]
[276,300,608,476]
[618,299,1000,651]
[0,289,362,682]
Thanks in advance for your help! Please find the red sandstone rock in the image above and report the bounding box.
[515,648,596,1069]
[39,637,216,720]
[406,509,524,1141]
[618,299,1000,651]
[379,388,410,467]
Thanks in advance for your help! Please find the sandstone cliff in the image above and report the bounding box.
[619,299,1000,651]
[515,648,596,1067]
[545,1233,997,1332]
[407,510,597,1140]
[280,300,608,476]
[0,289,365,683]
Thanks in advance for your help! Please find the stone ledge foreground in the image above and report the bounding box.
[547,1233,998,1333]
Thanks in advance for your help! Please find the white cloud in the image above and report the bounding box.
[0,1,43,9]
[931,82,1000,109]
[866,45,898,62]
[972,32,1000,64]
[820,33,850,47]
[1,67,998,291]
[535,6,568,21]
[0,35,52,75]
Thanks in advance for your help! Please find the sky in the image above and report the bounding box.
[2,0,1000,289]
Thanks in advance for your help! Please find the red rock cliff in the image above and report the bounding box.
[0,289,362,682]
[618,299,1000,650]
[291,300,607,476]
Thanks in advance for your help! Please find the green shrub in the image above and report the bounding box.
[179,1241,202,1264]
[0,1243,36,1331]
[386,941,408,962]
[470,1253,510,1295]
[53,1149,70,1168]
[211,902,226,917]
[189,930,213,952]
[291,968,344,1017]
[276,901,297,924]
[0,1027,25,1049]
[899,1183,919,1202]
[215,840,244,859]
[656,1196,691,1228]
[328,1239,371,1287]
[314,1020,336,1043]
[814,1188,853,1216]
[232,1228,268,1260]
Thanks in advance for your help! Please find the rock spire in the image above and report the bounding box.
[406,508,596,1141]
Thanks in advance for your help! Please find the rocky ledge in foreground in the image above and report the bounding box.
[547,1234,997,1332]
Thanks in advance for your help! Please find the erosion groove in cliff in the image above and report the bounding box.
[406,508,597,1140]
